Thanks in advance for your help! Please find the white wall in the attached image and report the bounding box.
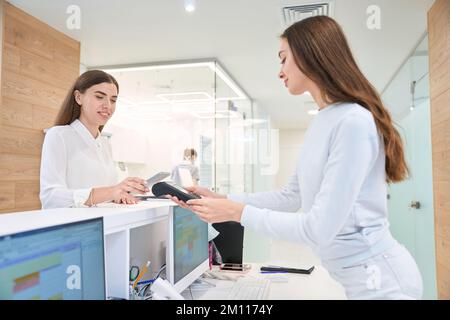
[269,129,322,266]
[275,130,304,188]
[242,104,276,263]
[243,125,321,264]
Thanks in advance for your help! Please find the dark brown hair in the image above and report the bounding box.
[55,70,119,132]
[281,16,409,183]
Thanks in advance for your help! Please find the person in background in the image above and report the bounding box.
[40,70,149,209]
[169,16,423,300]
[171,148,200,186]
[170,148,220,243]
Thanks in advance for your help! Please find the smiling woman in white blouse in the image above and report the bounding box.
[40,70,149,209]
[169,16,423,300]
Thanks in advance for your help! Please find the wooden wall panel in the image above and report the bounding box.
[14,181,40,210]
[2,70,68,110]
[32,105,58,130]
[1,97,33,129]
[0,126,44,156]
[0,181,14,210]
[431,88,450,127]
[0,1,80,213]
[0,154,40,181]
[3,43,77,91]
[437,263,450,300]
[428,0,450,300]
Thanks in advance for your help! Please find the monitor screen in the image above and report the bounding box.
[167,206,208,292]
[0,218,105,300]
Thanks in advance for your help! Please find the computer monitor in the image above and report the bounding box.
[0,218,106,300]
[166,206,209,293]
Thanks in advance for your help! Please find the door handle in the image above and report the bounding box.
[410,201,421,209]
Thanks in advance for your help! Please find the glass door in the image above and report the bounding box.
[382,35,437,299]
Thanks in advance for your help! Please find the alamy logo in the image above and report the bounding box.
[366,5,381,30]
[366,265,381,290]
[66,5,81,30]
[66,265,81,290]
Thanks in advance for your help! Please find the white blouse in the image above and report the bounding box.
[40,119,118,209]
[229,102,397,269]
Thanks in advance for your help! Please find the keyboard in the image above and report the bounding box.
[226,277,271,300]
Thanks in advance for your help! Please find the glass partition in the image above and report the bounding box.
[382,35,437,299]
[98,60,254,194]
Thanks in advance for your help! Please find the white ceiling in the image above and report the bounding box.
[9,0,434,129]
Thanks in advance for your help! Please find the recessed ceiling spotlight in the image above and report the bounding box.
[307,109,318,116]
[184,0,196,12]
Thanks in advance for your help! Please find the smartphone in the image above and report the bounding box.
[146,172,171,187]
[219,263,251,272]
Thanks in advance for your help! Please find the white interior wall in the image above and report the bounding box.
[242,104,276,263]
[269,129,322,266]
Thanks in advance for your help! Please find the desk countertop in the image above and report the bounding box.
[0,199,176,236]
[183,262,347,300]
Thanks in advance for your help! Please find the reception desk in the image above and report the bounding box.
[0,200,176,299]
[0,200,347,300]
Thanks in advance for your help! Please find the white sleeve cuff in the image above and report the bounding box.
[227,193,247,203]
[73,188,92,208]
[240,205,259,228]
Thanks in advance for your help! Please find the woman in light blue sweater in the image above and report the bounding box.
[170,16,422,299]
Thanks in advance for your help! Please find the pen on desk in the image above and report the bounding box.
[260,271,288,274]
[260,266,315,274]
[137,279,155,286]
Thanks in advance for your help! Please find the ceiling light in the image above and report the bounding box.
[190,110,239,119]
[184,0,196,12]
[307,109,318,116]
[101,62,212,73]
[100,61,248,102]
[156,92,213,103]
[228,119,268,128]
[209,64,247,100]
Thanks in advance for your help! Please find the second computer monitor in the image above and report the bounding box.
[166,206,209,293]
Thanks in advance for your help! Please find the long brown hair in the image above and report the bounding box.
[55,70,119,132]
[281,16,408,183]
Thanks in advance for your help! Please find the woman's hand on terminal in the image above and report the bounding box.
[186,198,245,223]
[166,185,225,209]
[167,186,229,216]
[167,195,244,223]
[167,195,191,210]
